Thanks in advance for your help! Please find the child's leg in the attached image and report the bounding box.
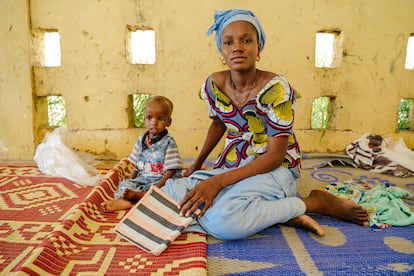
[123,189,146,202]
[101,179,137,212]
[114,179,137,200]
[101,198,132,212]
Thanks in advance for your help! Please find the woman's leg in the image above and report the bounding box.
[161,168,369,240]
[301,189,369,226]
[197,167,305,240]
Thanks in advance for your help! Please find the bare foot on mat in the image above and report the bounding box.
[304,189,370,226]
[285,214,326,236]
[101,199,132,212]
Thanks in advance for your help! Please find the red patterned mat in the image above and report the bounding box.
[0,161,207,275]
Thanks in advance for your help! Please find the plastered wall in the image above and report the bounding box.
[0,0,413,161]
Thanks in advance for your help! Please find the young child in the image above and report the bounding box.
[101,96,183,212]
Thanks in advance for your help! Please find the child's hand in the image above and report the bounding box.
[155,180,165,188]
[131,169,138,179]
[183,163,201,177]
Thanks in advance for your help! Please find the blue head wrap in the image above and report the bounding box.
[206,9,266,52]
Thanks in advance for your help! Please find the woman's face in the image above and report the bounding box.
[220,21,260,71]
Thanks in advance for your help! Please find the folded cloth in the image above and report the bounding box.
[325,180,414,228]
[115,186,199,256]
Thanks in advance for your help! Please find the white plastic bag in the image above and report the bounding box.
[384,137,414,172]
[34,127,101,185]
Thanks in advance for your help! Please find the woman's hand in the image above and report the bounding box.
[180,177,222,217]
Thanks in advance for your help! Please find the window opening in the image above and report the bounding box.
[44,32,61,66]
[32,29,61,67]
[405,35,414,70]
[311,96,335,130]
[315,31,343,68]
[132,93,152,128]
[398,98,413,130]
[126,26,155,64]
[47,95,67,127]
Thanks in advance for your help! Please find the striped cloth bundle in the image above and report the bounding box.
[115,186,199,256]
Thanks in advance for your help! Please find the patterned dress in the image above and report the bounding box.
[200,74,301,178]
[161,75,307,240]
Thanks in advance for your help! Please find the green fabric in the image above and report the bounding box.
[325,181,414,227]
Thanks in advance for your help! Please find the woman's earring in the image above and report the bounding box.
[256,55,261,62]
[221,56,226,65]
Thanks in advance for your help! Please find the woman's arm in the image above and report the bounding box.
[184,119,226,176]
[180,135,288,217]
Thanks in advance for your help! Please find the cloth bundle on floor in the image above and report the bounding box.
[346,134,414,177]
[325,180,414,228]
[115,185,200,256]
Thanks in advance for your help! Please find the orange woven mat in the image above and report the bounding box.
[0,162,207,275]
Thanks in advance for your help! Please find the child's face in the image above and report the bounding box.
[144,101,171,138]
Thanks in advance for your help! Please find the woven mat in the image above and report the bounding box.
[207,167,414,275]
[1,161,413,275]
[0,161,207,275]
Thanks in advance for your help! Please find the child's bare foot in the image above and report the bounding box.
[101,199,132,212]
[123,188,145,202]
[285,214,326,236]
[304,189,370,226]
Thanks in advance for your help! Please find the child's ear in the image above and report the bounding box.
[167,118,172,127]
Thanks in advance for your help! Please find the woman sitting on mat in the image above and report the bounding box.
[125,9,370,239]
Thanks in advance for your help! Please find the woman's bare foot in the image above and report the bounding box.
[101,199,132,212]
[303,189,370,226]
[123,188,145,202]
[285,214,326,236]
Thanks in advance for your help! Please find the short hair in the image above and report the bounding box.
[146,96,174,117]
